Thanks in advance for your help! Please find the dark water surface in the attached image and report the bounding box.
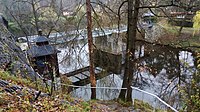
[58,38,196,109]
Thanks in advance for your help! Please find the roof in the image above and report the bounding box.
[27,45,60,57]
[142,12,154,17]
[170,12,194,15]
[34,36,49,43]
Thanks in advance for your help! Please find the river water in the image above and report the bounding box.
[57,35,196,109]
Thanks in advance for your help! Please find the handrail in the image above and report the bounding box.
[131,86,178,112]
[51,81,178,112]
[61,83,127,90]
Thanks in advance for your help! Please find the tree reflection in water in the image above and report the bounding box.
[59,38,196,108]
[133,41,195,107]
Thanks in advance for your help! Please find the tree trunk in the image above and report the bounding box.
[86,0,96,99]
[119,0,140,102]
[178,13,189,36]
[31,0,39,34]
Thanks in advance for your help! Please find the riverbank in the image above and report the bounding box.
[1,70,169,112]
[157,21,200,52]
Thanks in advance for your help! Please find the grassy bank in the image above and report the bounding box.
[0,70,178,111]
[0,71,93,111]
[157,21,200,52]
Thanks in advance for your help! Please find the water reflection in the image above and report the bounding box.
[58,36,196,108]
[133,42,195,107]
[71,74,123,100]
[58,40,89,74]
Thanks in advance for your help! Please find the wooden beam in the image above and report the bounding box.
[62,66,90,77]
[73,71,110,86]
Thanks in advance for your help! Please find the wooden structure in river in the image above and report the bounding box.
[27,34,60,80]
[61,28,144,86]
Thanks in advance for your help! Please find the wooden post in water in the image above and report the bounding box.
[86,0,96,99]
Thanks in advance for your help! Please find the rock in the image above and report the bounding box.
[0,20,42,81]
[4,85,22,93]
[0,79,48,98]
[0,79,9,87]
[108,104,119,110]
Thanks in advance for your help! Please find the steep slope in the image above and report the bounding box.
[0,20,41,81]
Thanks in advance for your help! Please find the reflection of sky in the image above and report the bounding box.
[141,50,195,90]
[57,40,123,100]
[70,74,123,101]
[135,50,195,108]
[58,41,89,74]
[179,51,195,78]
[57,39,195,110]
[179,51,194,66]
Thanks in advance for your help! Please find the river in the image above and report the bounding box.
[57,35,196,110]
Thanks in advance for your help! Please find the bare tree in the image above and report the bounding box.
[86,0,96,99]
[118,0,140,102]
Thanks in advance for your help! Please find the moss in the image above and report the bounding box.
[117,99,133,107]
[133,99,171,112]
[80,101,91,111]
[0,71,48,92]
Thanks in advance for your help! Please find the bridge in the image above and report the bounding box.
[18,26,127,44]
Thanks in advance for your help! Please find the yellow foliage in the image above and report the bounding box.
[193,11,200,28]
[193,11,200,34]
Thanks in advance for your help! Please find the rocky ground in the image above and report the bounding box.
[91,100,137,112]
[0,78,138,112]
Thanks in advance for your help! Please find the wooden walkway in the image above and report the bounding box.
[73,71,110,86]
[62,66,90,77]
[61,66,114,86]
[62,55,150,87]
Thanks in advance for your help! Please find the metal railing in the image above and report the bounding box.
[131,86,178,112]
[53,81,178,112]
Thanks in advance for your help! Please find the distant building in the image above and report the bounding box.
[169,12,195,27]
[141,12,155,28]
[63,10,74,16]
[170,12,194,19]
[142,12,155,24]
